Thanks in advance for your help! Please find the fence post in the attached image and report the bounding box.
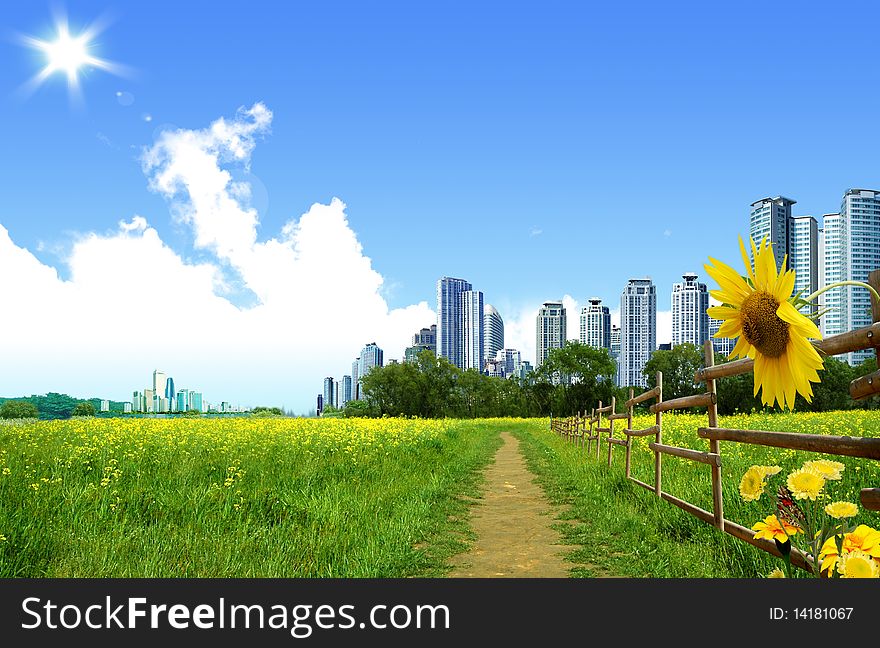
[625,388,634,479]
[704,340,724,531]
[607,396,616,467]
[654,372,663,497]
[870,269,880,366]
[596,401,603,460]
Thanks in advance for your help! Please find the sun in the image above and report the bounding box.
[17,12,126,103]
[42,27,92,80]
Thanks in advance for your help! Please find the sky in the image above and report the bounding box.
[1,1,879,413]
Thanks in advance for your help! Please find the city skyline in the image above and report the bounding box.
[2,2,880,413]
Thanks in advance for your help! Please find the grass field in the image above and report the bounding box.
[0,417,502,577]
[2,413,878,578]
[514,411,880,577]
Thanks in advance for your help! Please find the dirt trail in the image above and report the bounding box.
[448,432,570,577]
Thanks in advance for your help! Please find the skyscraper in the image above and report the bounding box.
[824,189,880,365]
[789,215,819,316]
[671,273,709,348]
[317,394,323,416]
[463,290,485,371]
[495,348,522,378]
[580,298,611,350]
[620,278,656,388]
[144,388,154,413]
[132,390,144,413]
[411,324,437,350]
[358,342,384,393]
[152,370,167,402]
[165,376,175,412]
[351,359,360,400]
[323,377,335,411]
[536,301,567,368]
[189,391,203,413]
[341,375,352,406]
[750,196,796,270]
[176,389,189,412]
[483,304,504,365]
[436,277,472,369]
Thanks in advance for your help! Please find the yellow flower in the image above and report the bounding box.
[704,236,824,410]
[824,501,858,519]
[752,515,801,543]
[766,568,785,578]
[819,525,880,575]
[739,465,781,501]
[837,549,880,579]
[802,459,844,481]
[786,467,824,500]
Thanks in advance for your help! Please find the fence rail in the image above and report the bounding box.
[550,270,880,573]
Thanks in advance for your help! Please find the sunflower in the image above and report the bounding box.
[705,236,824,410]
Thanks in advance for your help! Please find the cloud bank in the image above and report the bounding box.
[0,103,434,413]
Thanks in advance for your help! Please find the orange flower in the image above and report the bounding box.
[752,515,801,543]
[819,525,880,576]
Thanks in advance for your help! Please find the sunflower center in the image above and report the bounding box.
[740,291,789,358]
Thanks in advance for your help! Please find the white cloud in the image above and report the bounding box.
[0,104,434,413]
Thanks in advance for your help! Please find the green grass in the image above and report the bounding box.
[0,417,502,577]
[513,412,880,578]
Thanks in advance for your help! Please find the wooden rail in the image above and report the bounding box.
[649,392,714,414]
[649,442,721,467]
[697,427,880,459]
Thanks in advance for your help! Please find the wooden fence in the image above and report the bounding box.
[550,286,880,574]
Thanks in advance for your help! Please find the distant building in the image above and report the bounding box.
[165,377,175,411]
[463,290,485,371]
[749,196,796,270]
[189,391,204,413]
[790,215,819,316]
[580,298,611,350]
[483,304,504,364]
[495,348,522,378]
[323,377,336,411]
[176,389,189,412]
[132,390,144,413]
[144,388,154,413]
[123,403,132,413]
[619,278,656,388]
[404,345,433,363]
[100,400,110,412]
[341,375,352,406]
[671,273,709,348]
[485,358,505,378]
[411,324,437,351]
[610,325,621,359]
[824,189,880,365]
[536,301,567,368]
[351,359,360,400]
[317,394,323,415]
[437,277,473,369]
[153,370,167,401]
[658,343,672,351]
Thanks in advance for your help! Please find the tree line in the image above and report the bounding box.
[338,343,878,419]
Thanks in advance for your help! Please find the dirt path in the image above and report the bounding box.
[448,432,570,577]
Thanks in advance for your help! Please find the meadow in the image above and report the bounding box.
[0,416,502,577]
[514,410,880,577]
[1,413,878,578]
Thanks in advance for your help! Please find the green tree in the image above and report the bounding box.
[72,402,96,417]
[0,400,39,419]
[539,341,617,416]
[342,399,378,418]
[643,343,705,402]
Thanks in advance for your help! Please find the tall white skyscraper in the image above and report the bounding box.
[579,298,611,350]
[789,215,819,316]
[620,278,656,388]
[483,304,504,365]
[824,189,880,365]
[152,370,167,400]
[610,325,621,359]
[462,290,485,371]
[671,273,709,348]
[536,301,567,368]
[437,277,472,369]
[750,196,796,270]
[341,375,352,406]
[351,359,360,401]
[359,342,384,378]
[323,377,335,411]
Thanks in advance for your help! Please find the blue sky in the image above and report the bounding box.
[1,1,879,412]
